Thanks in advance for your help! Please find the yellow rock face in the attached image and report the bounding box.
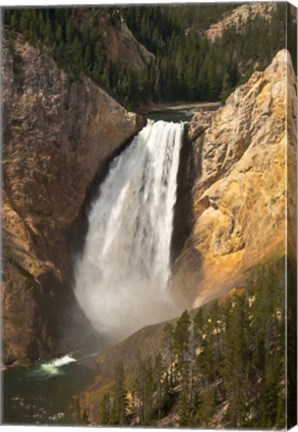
[172,49,296,309]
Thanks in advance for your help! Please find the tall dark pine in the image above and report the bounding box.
[109,361,127,425]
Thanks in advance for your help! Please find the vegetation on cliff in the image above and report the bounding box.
[3,3,288,109]
[2,4,295,427]
[95,261,285,429]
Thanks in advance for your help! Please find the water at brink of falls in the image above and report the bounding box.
[75,120,185,340]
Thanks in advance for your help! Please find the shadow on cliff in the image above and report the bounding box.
[171,125,196,263]
[59,126,148,354]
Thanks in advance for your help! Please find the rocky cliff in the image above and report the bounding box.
[77,9,155,73]
[100,15,155,72]
[204,2,278,42]
[76,48,295,426]
[172,49,296,309]
[2,34,144,365]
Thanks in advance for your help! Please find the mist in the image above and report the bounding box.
[74,120,184,341]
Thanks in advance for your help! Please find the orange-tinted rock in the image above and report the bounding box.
[172,49,296,309]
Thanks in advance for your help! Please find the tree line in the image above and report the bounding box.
[3,5,287,110]
[98,263,285,428]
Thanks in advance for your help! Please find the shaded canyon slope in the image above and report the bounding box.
[77,49,295,423]
[2,34,145,365]
[91,10,155,72]
[172,49,296,309]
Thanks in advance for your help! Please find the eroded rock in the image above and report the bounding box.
[172,49,296,309]
[2,34,145,365]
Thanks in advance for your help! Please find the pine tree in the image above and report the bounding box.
[162,323,174,390]
[221,294,251,427]
[55,24,63,45]
[132,352,154,425]
[173,311,192,426]
[173,310,190,365]
[109,361,128,425]
[153,353,164,421]
[99,393,111,424]
[195,386,216,427]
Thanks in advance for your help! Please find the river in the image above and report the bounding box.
[2,355,95,425]
[2,105,217,426]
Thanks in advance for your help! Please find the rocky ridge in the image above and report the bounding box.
[204,2,278,42]
[172,49,296,309]
[88,10,155,72]
[2,34,144,365]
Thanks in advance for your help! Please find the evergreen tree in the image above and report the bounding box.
[162,322,174,390]
[4,4,287,109]
[99,393,111,424]
[95,262,285,428]
[109,361,128,425]
[221,294,251,427]
[132,351,154,425]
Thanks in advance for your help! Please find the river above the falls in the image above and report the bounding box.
[144,101,220,122]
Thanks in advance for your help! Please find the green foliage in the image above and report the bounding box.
[132,351,155,425]
[121,3,286,103]
[221,294,251,426]
[99,361,128,425]
[173,310,190,364]
[98,262,285,428]
[3,4,287,110]
[99,393,111,424]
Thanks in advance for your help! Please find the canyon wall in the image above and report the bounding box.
[172,49,296,309]
[77,48,296,425]
[2,34,295,371]
[2,35,144,365]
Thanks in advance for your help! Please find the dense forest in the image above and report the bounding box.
[3,4,288,110]
[96,262,285,428]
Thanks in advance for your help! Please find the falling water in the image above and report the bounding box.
[75,120,185,340]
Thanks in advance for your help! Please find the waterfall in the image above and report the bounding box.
[75,120,184,340]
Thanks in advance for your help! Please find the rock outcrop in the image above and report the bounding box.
[204,2,278,43]
[2,34,145,365]
[84,9,155,72]
[172,49,296,309]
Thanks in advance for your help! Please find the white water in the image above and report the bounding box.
[40,355,76,375]
[29,354,76,378]
[75,120,184,340]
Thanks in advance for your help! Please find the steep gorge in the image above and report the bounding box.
[2,34,145,365]
[2,32,295,368]
[1,2,296,426]
[76,49,296,424]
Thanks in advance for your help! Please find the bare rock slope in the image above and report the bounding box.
[172,49,296,308]
[84,9,155,72]
[2,35,144,365]
[205,2,278,42]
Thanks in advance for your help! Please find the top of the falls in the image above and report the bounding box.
[75,120,185,340]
